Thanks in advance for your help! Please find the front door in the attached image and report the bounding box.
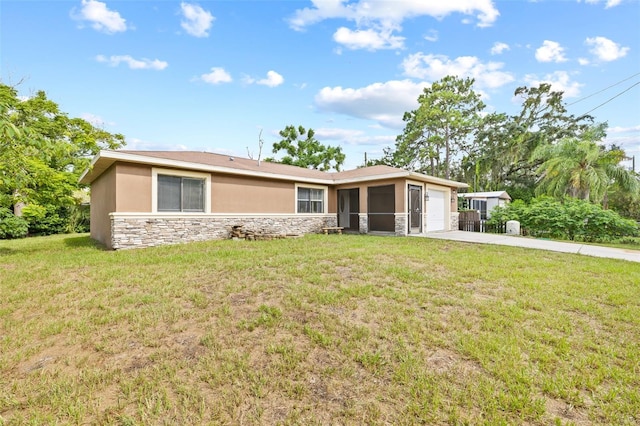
[338,190,350,228]
[408,185,422,234]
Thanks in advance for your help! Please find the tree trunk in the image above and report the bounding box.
[444,127,451,180]
[13,202,25,216]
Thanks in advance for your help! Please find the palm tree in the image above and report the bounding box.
[532,124,639,204]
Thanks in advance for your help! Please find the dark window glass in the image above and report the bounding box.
[158,175,182,212]
[297,187,324,213]
[158,175,204,212]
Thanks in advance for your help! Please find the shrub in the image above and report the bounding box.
[22,204,67,236]
[487,197,639,242]
[0,208,28,239]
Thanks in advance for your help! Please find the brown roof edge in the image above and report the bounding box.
[80,150,468,188]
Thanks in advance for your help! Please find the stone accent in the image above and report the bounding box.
[394,213,407,236]
[450,212,460,231]
[358,213,368,234]
[110,214,337,250]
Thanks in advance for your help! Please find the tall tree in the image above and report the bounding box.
[267,125,345,171]
[389,76,485,180]
[468,84,593,198]
[0,83,125,235]
[531,123,639,203]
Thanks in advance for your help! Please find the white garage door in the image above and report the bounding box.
[427,189,446,231]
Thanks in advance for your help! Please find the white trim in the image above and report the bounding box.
[152,167,211,213]
[78,152,103,183]
[406,181,423,234]
[294,183,329,214]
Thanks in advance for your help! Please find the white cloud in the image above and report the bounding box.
[96,55,168,70]
[490,42,509,55]
[315,128,395,146]
[401,53,515,89]
[523,71,583,98]
[585,36,629,61]
[535,40,567,63]
[180,2,214,37]
[333,27,405,50]
[578,57,590,65]
[424,29,438,42]
[289,0,500,30]
[126,138,190,151]
[72,0,127,34]
[199,67,232,84]
[608,125,640,133]
[604,126,640,167]
[582,0,623,8]
[315,79,427,128]
[80,113,114,127]
[244,71,284,87]
[257,70,284,87]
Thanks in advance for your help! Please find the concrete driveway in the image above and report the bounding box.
[414,231,640,263]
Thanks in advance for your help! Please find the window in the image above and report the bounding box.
[157,174,205,212]
[471,199,487,220]
[297,187,324,213]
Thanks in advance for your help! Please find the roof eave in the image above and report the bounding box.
[79,150,334,185]
[408,171,469,189]
[80,151,469,189]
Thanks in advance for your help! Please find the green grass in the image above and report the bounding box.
[1,233,639,425]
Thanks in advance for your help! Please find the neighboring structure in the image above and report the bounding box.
[458,191,511,220]
[79,150,468,249]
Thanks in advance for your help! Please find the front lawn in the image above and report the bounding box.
[1,234,638,424]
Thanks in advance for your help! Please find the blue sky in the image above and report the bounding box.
[2,0,639,170]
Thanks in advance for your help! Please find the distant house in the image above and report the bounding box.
[458,191,511,220]
[79,150,468,249]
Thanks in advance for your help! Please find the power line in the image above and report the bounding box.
[568,71,640,106]
[579,81,640,117]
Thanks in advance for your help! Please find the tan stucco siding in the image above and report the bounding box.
[450,188,459,212]
[115,163,152,212]
[326,187,337,214]
[211,174,295,213]
[90,164,117,249]
[335,178,406,213]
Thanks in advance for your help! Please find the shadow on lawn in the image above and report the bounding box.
[63,235,107,250]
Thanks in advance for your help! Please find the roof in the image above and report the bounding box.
[79,150,468,189]
[459,191,511,200]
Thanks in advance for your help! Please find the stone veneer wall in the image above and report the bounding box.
[358,213,368,234]
[450,212,460,232]
[394,213,407,236]
[110,214,337,250]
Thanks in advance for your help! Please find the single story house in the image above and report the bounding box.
[79,150,468,249]
[458,191,511,220]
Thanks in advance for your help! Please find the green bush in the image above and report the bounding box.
[488,197,639,242]
[22,204,67,236]
[0,208,28,239]
[66,203,90,233]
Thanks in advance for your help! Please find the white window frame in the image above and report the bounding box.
[152,168,211,213]
[295,183,328,214]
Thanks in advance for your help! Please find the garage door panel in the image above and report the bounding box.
[427,190,445,231]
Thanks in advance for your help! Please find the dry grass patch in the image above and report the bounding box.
[1,233,639,425]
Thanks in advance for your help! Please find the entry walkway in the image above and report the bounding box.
[413,231,640,263]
